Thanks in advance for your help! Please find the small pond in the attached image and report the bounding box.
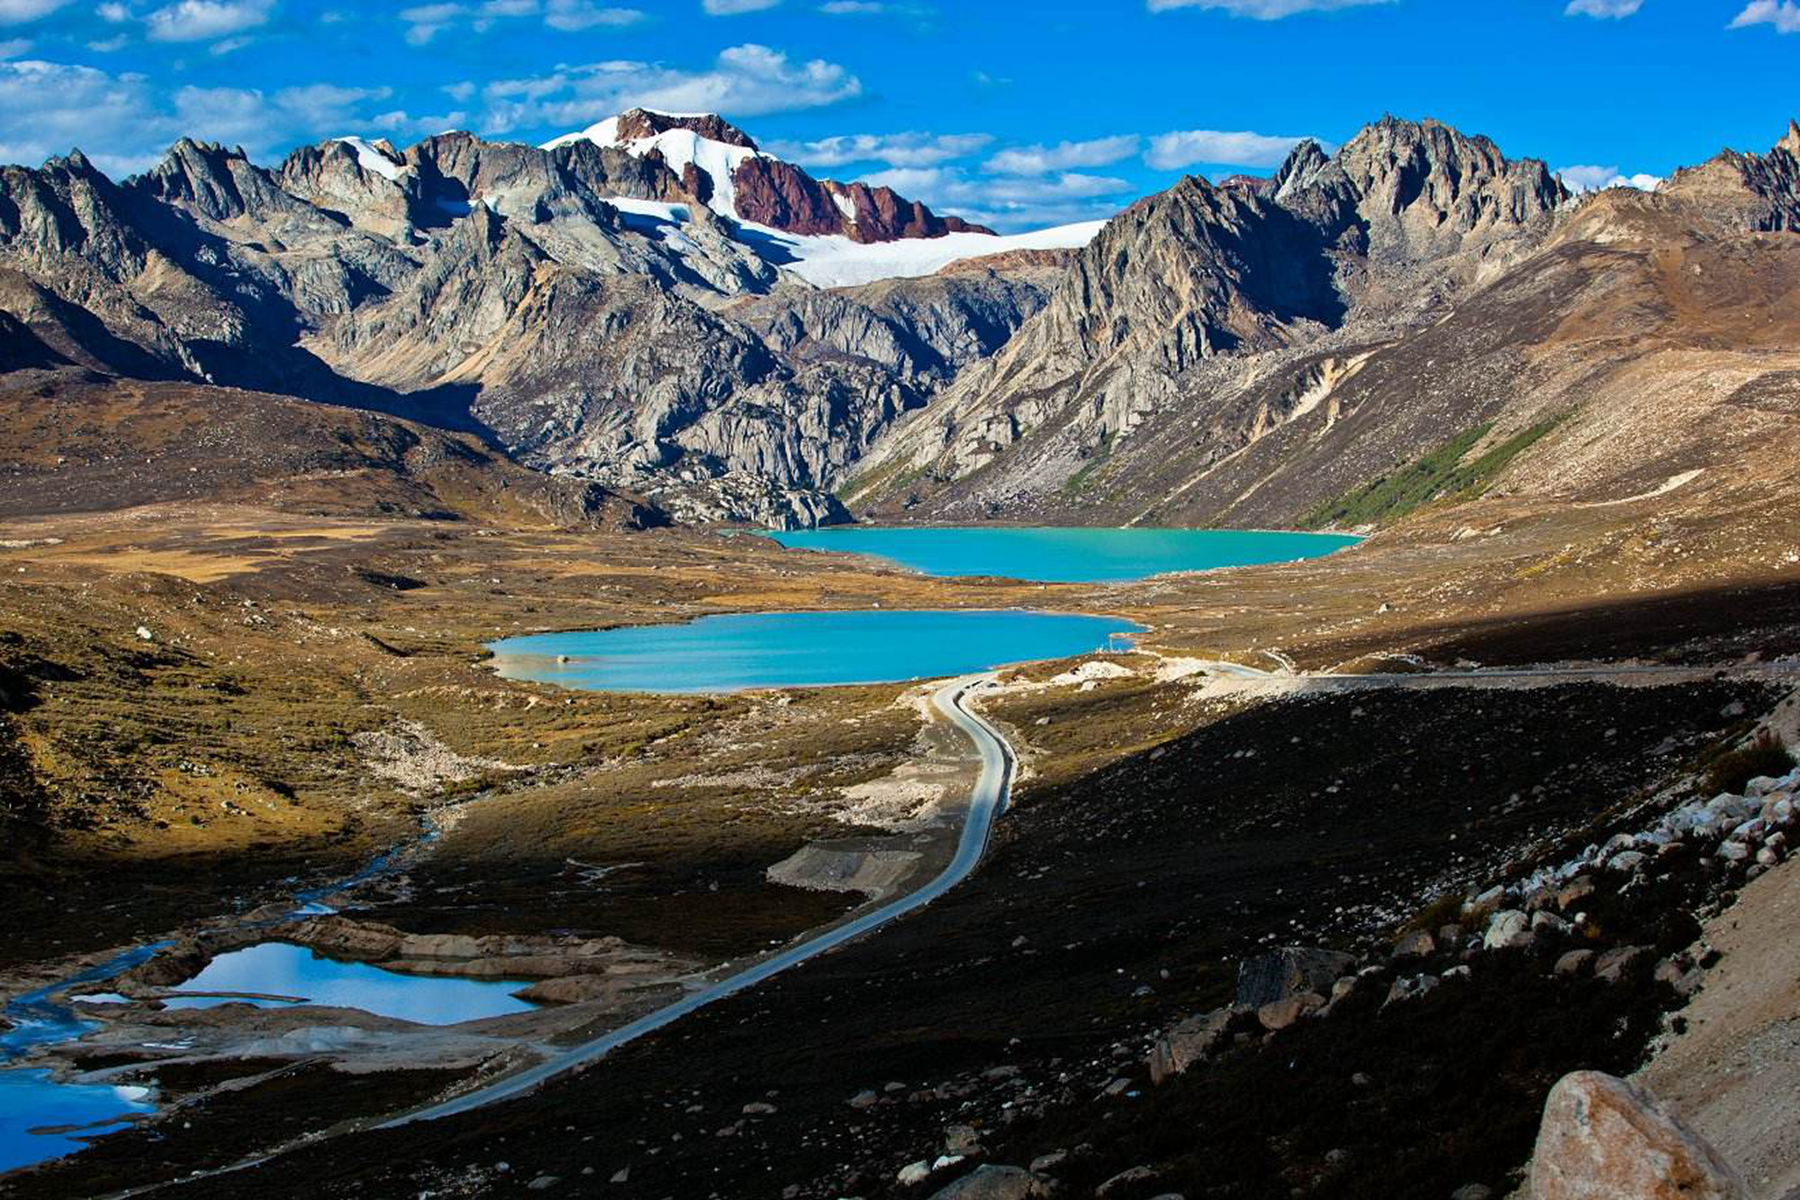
[167,943,538,1025]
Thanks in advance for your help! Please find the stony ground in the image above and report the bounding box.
[6,671,1786,1200]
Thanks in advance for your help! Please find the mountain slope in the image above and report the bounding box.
[0,115,1087,526]
[850,117,1735,524]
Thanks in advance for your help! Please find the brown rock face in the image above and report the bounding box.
[1527,1071,1748,1200]
[613,108,758,150]
[728,157,993,242]
[1661,118,1800,232]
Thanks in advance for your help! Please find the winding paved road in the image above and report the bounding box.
[381,672,1015,1127]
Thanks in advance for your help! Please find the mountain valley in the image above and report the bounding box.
[2,72,1800,1200]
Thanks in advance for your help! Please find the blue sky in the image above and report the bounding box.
[0,0,1794,230]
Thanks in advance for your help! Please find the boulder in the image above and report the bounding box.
[1484,910,1534,951]
[1392,930,1436,959]
[1526,1071,1747,1199]
[1556,878,1596,913]
[1096,1166,1160,1197]
[1384,974,1440,1008]
[926,1165,1050,1200]
[1554,950,1596,977]
[1594,946,1651,984]
[1148,1008,1237,1082]
[1235,946,1358,1008]
[1257,991,1325,1031]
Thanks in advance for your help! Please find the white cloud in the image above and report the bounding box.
[0,58,404,177]
[0,36,27,56]
[545,0,644,29]
[480,43,861,132]
[87,34,129,50]
[1148,0,1393,16]
[0,0,70,23]
[1730,0,1800,31]
[399,2,463,43]
[401,0,643,42]
[820,0,882,10]
[144,0,273,41]
[703,0,779,12]
[764,130,992,169]
[272,82,392,126]
[1557,164,1660,193]
[1565,0,1642,16]
[98,2,131,19]
[856,163,1135,232]
[984,135,1139,175]
[1145,128,1314,170]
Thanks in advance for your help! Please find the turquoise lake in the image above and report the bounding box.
[167,943,537,1025]
[765,526,1359,583]
[491,610,1142,694]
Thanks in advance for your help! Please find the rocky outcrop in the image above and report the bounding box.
[1661,118,1800,232]
[729,157,993,242]
[1526,1072,1748,1200]
[614,108,758,150]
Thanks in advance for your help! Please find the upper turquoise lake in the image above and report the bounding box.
[491,610,1142,694]
[765,526,1360,583]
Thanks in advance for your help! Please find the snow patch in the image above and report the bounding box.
[548,121,759,219]
[831,191,856,222]
[334,136,403,182]
[741,219,1106,288]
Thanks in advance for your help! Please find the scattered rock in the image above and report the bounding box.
[526,1176,559,1191]
[1484,910,1534,951]
[1385,974,1440,1007]
[925,1165,1050,1200]
[1554,950,1596,977]
[1147,1007,1237,1083]
[848,1089,879,1109]
[742,1101,777,1115]
[1028,1151,1068,1175]
[1257,991,1325,1031]
[1556,879,1597,912]
[1096,1165,1160,1197]
[1593,946,1651,984]
[899,1160,934,1187]
[945,1124,983,1155]
[1452,1185,1495,1200]
[1393,930,1436,959]
[1526,1071,1748,1199]
[1235,946,1358,1007]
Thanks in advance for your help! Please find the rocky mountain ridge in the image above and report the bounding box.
[845,119,1800,532]
[4,113,1798,531]
[0,115,1059,526]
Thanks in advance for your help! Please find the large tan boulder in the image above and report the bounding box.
[1527,1071,1748,1200]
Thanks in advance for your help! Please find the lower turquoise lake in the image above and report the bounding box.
[765,526,1359,583]
[167,943,537,1025]
[0,1071,153,1172]
[491,610,1142,694]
